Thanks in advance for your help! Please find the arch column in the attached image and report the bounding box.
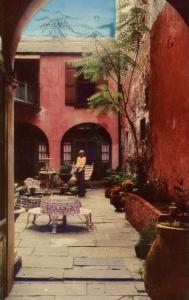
[48,138,61,169]
[0,65,15,296]
[0,0,48,296]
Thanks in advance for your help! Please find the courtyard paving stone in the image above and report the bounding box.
[16,267,64,279]
[64,269,132,279]
[21,256,73,269]
[33,246,68,256]
[87,282,138,296]
[7,282,86,296]
[50,237,95,247]
[74,257,125,267]
[6,188,151,299]
[69,246,135,258]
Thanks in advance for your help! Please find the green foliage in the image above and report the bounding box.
[59,163,72,174]
[71,1,148,169]
[72,1,148,117]
[135,221,157,259]
[105,169,136,185]
[117,0,148,50]
[138,222,157,247]
[88,84,121,114]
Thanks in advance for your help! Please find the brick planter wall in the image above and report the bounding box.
[123,193,161,233]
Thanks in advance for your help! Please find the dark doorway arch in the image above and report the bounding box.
[61,123,112,179]
[15,123,49,182]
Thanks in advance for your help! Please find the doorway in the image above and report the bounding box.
[61,123,112,179]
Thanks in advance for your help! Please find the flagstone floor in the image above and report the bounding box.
[6,188,151,300]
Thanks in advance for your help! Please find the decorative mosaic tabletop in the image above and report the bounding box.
[40,195,81,216]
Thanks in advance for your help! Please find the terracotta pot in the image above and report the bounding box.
[110,194,125,211]
[144,222,189,300]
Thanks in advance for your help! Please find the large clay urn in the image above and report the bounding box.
[144,221,189,300]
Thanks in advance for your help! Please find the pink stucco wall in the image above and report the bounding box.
[15,54,119,169]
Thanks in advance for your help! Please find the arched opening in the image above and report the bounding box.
[15,123,49,182]
[61,123,112,179]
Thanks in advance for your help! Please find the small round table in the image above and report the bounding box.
[40,195,81,233]
[38,170,57,191]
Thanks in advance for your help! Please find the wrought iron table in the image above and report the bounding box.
[40,195,81,233]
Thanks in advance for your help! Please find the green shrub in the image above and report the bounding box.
[59,163,72,174]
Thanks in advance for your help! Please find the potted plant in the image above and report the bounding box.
[105,170,136,198]
[59,163,72,183]
[144,179,189,300]
[106,170,136,210]
[121,179,134,192]
[104,169,120,198]
[60,183,69,195]
[110,187,125,212]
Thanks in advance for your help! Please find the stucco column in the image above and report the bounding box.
[0,70,15,296]
[6,75,15,295]
[48,138,61,169]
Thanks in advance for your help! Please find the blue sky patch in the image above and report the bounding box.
[23,0,116,38]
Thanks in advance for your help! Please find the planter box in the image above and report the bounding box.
[123,193,162,233]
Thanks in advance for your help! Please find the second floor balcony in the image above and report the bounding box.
[15,81,40,110]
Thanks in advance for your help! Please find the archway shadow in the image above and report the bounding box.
[166,0,189,26]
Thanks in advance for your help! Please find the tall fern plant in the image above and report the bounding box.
[72,0,148,171]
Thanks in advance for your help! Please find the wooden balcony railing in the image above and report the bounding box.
[15,81,39,108]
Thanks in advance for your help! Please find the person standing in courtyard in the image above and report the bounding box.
[75,150,86,197]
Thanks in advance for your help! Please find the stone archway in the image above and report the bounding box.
[61,123,112,179]
[15,123,49,181]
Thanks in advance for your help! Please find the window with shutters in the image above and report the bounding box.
[101,143,110,163]
[62,142,72,163]
[76,75,96,107]
[65,64,106,107]
[38,144,48,162]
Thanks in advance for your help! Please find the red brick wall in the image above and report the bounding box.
[149,2,189,196]
[124,193,161,233]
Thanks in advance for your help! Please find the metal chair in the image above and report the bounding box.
[84,164,94,189]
